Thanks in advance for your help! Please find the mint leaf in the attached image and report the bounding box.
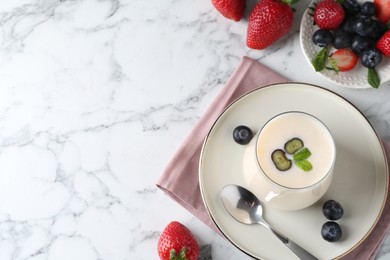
[293,148,312,172]
[368,68,380,88]
[328,56,339,74]
[311,47,328,72]
[293,148,311,161]
[295,160,313,172]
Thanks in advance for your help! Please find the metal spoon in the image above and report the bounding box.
[221,184,318,260]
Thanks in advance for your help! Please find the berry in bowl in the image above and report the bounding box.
[300,0,390,88]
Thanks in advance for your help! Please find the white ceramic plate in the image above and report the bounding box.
[199,83,388,259]
[300,0,390,88]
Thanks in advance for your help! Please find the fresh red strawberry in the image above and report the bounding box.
[330,48,359,72]
[211,0,246,21]
[246,0,294,50]
[377,30,390,57]
[374,0,390,24]
[157,221,199,260]
[314,0,345,30]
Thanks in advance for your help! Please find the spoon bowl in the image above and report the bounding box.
[221,184,264,225]
[221,184,318,260]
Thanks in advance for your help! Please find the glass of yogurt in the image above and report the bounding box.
[243,111,336,211]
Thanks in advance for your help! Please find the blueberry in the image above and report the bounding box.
[321,221,342,242]
[233,125,253,145]
[312,29,333,47]
[332,30,352,49]
[341,16,357,34]
[354,16,375,37]
[342,0,361,15]
[323,200,344,220]
[361,2,375,16]
[361,48,382,68]
[369,20,386,39]
[351,35,371,55]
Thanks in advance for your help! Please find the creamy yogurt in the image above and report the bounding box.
[243,111,336,210]
[257,112,335,189]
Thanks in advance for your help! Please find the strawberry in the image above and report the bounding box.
[377,30,390,57]
[314,0,345,30]
[157,221,199,260]
[211,0,246,21]
[329,48,359,72]
[374,0,390,24]
[246,0,294,50]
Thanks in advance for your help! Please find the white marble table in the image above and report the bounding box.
[0,0,389,259]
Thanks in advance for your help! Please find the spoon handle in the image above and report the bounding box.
[269,228,318,260]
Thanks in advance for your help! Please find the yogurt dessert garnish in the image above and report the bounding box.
[256,112,335,189]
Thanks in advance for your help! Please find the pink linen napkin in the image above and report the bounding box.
[156,56,390,259]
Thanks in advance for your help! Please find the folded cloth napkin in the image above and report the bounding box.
[156,56,390,259]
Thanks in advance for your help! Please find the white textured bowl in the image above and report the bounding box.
[300,0,390,88]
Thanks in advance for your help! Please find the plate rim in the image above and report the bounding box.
[199,82,389,259]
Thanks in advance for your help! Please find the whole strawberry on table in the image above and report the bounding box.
[247,0,300,49]
[157,221,202,260]
[212,0,300,50]
[310,0,390,88]
[211,0,246,21]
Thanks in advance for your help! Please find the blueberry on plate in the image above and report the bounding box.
[323,200,344,220]
[342,0,361,15]
[361,48,382,68]
[341,15,357,34]
[233,125,253,145]
[333,30,352,49]
[351,35,371,55]
[353,16,375,37]
[321,221,342,242]
[312,29,333,47]
[361,2,375,16]
[369,20,386,40]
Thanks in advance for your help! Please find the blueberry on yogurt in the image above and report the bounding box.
[271,149,292,171]
[284,138,304,155]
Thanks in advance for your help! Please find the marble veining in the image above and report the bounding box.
[0,0,389,259]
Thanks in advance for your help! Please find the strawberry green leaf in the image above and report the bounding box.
[311,47,328,72]
[178,248,186,259]
[169,249,177,259]
[282,0,300,5]
[169,248,187,260]
[368,68,380,88]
